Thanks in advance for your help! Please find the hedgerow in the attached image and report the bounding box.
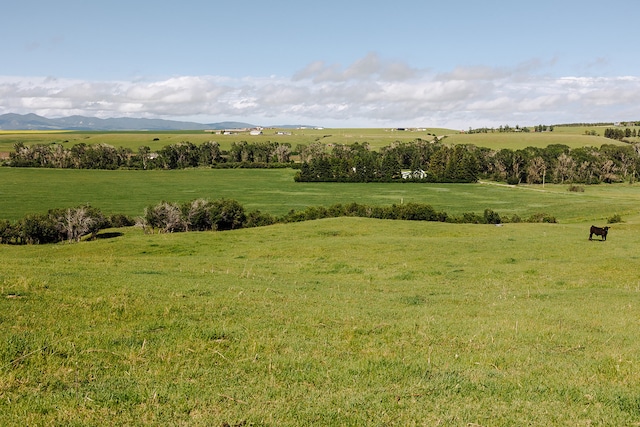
[1,199,560,244]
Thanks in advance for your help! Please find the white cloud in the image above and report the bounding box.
[1,55,640,128]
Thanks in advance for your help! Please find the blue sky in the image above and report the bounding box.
[2,0,640,128]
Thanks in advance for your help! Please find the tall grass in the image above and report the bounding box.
[2,218,640,425]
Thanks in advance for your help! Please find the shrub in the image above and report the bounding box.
[244,210,277,228]
[607,214,623,224]
[19,213,60,244]
[210,199,246,231]
[506,176,520,185]
[527,212,557,223]
[505,214,522,223]
[446,212,484,224]
[56,205,107,242]
[483,208,502,224]
[109,213,136,228]
[0,219,15,244]
[144,202,186,233]
[182,199,214,231]
[568,185,585,192]
[393,203,438,221]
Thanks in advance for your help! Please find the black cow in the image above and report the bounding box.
[589,225,609,241]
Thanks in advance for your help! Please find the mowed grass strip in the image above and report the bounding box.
[1,218,640,425]
[1,167,639,223]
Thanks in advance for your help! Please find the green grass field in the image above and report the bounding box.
[1,168,639,223]
[2,140,640,424]
[0,128,453,154]
[2,216,640,425]
[445,131,628,150]
[1,125,634,154]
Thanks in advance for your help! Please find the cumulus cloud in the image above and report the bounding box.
[1,54,640,128]
[292,52,420,83]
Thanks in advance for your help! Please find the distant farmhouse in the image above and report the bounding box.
[401,169,427,179]
[206,127,263,135]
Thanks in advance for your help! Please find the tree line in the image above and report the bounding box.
[295,142,479,183]
[604,127,639,141]
[7,137,640,185]
[466,124,554,134]
[0,199,558,245]
[8,140,293,169]
[295,140,640,184]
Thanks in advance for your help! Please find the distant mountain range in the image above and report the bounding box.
[0,113,261,131]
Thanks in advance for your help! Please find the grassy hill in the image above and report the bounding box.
[2,216,640,425]
[2,124,640,424]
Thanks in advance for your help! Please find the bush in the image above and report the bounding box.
[504,214,521,223]
[244,210,277,228]
[568,185,585,192]
[527,212,557,223]
[109,213,136,228]
[483,208,502,224]
[210,199,246,231]
[19,213,60,244]
[182,199,214,231]
[392,203,438,221]
[0,220,15,244]
[506,176,520,185]
[143,202,186,233]
[446,212,484,224]
[607,214,623,224]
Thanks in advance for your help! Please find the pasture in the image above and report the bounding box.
[1,168,639,223]
[0,125,633,155]
[445,131,627,150]
[2,215,640,425]
[0,128,452,155]
[2,146,640,424]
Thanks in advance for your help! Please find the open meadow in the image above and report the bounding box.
[0,128,453,155]
[2,128,640,424]
[2,215,640,425]
[1,125,634,156]
[1,168,639,223]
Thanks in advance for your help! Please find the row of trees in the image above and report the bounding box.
[2,198,558,245]
[8,137,640,185]
[466,124,554,134]
[295,142,479,182]
[295,140,640,184]
[8,140,293,169]
[604,127,639,141]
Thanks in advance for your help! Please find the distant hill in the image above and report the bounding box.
[0,113,257,131]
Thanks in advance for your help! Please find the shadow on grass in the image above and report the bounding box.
[95,232,124,240]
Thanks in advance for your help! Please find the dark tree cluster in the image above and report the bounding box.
[295,140,640,185]
[604,127,638,141]
[0,206,134,245]
[295,141,479,183]
[8,140,292,170]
